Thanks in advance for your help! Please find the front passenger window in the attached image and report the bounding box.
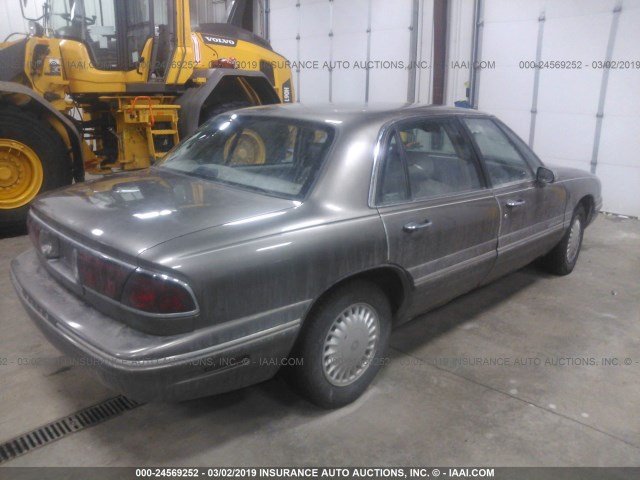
[463,118,534,187]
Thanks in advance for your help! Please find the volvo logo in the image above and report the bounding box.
[202,35,237,47]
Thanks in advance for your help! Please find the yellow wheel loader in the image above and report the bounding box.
[0,0,294,227]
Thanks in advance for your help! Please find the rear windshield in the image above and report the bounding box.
[158,115,335,200]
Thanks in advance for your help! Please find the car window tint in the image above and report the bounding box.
[463,118,534,187]
[398,119,483,200]
[158,116,334,200]
[379,135,409,204]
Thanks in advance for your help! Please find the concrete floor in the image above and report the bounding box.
[0,215,639,467]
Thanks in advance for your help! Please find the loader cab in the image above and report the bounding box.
[48,0,170,78]
[45,0,271,83]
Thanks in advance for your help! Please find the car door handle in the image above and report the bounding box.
[506,199,526,208]
[403,220,433,232]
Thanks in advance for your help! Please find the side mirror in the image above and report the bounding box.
[536,166,555,185]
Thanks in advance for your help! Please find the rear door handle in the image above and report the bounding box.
[403,220,433,232]
[506,199,526,208]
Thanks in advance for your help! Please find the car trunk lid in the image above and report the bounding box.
[31,169,296,260]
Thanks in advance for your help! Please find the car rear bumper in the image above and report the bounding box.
[11,249,303,402]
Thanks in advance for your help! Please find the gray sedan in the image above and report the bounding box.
[11,104,602,408]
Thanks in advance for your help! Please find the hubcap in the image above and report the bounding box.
[0,140,44,210]
[322,303,380,387]
[566,216,582,263]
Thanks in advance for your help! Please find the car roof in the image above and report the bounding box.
[228,103,489,128]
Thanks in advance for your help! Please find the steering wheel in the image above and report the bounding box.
[58,12,97,26]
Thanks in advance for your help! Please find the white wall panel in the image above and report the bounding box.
[476,66,535,112]
[368,28,411,103]
[599,117,640,169]
[415,0,434,104]
[296,0,331,102]
[535,15,609,116]
[534,112,597,171]
[331,31,368,103]
[483,0,544,22]
[270,3,298,42]
[597,164,640,217]
[330,0,370,102]
[443,0,469,105]
[481,21,539,71]
[531,11,609,171]
[270,0,415,104]
[478,21,538,110]
[333,0,369,34]
[544,0,619,18]
[298,34,331,102]
[475,17,538,141]
[370,0,411,30]
[299,0,330,37]
[271,0,300,10]
[368,0,412,103]
[474,0,640,217]
[596,4,640,217]
[1,1,42,42]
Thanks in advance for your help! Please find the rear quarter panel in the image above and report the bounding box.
[138,204,388,328]
[139,123,390,328]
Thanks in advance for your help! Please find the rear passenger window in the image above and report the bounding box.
[379,135,409,204]
[398,119,484,200]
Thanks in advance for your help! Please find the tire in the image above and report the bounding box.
[0,106,72,228]
[287,281,392,408]
[540,205,586,276]
[201,101,267,165]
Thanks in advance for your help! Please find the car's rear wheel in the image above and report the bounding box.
[288,281,391,408]
[540,205,586,276]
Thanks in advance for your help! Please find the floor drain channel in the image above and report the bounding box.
[0,395,143,464]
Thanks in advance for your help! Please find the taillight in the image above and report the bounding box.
[28,216,41,248]
[31,227,197,316]
[28,217,60,259]
[39,229,61,259]
[121,271,196,314]
[77,250,134,300]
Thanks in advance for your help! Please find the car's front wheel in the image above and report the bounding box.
[288,281,391,408]
[541,205,586,275]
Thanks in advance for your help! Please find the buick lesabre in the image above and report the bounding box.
[11,104,602,408]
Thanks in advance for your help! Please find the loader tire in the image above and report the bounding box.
[0,107,72,230]
[200,101,251,125]
[201,102,267,165]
